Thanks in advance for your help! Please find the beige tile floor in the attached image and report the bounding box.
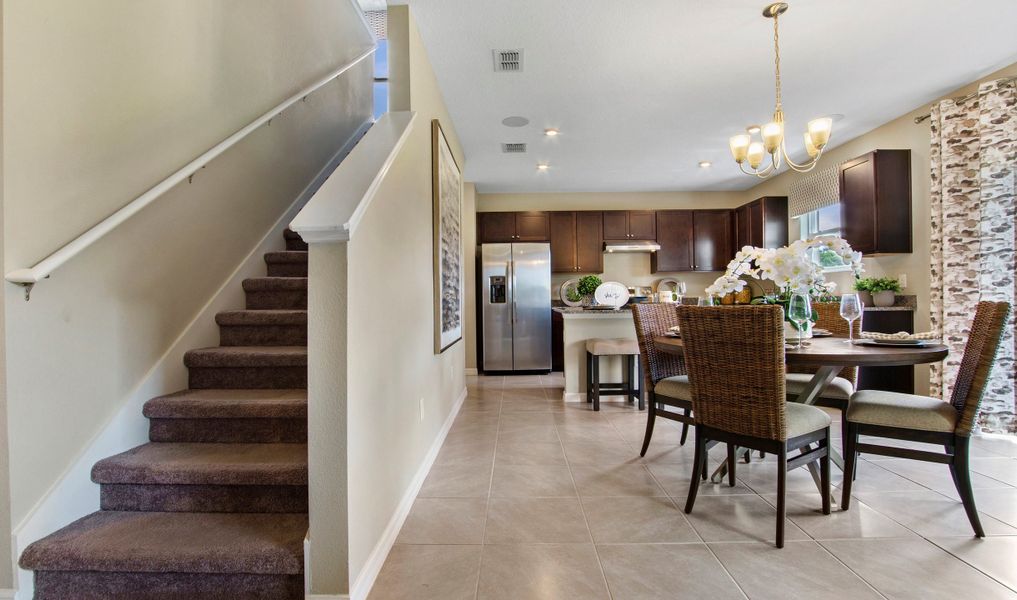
[369,374,1017,600]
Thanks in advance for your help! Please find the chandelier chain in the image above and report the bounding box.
[773,12,782,111]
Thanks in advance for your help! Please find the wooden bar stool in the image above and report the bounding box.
[586,338,642,411]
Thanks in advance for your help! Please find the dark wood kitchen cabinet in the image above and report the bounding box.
[549,211,604,273]
[603,210,656,240]
[735,196,788,250]
[692,210,734,271]
[652,210,694,273]
[840,150,912,254]
[478,211,550,243]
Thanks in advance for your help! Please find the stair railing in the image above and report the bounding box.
[5,45,376,301]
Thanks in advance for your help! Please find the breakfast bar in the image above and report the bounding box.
[554,306,639,402]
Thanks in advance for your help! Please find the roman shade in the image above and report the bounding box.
[788,163,842,218]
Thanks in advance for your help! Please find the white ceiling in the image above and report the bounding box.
[401,0,1017,193]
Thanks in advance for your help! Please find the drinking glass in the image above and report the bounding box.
[787,293,811,349]
[839,293,863,344]
[675,281,687,305]
[698,295,715,306]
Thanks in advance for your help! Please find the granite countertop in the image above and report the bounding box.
[552,295,917,313]
[862,294,916,312]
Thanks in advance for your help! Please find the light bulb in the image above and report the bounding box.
[544,128,560,137]
[747,142,765,169]
[537,163,550,171]
[729,134,751,163]
[761,121,783,153]
[803,132,819,158]
[807,117,832,149]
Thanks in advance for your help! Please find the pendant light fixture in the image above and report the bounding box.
[729,3,832,178]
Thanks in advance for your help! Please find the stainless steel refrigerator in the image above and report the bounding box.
[481,243,552,372]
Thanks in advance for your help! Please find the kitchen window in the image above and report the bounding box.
[799,204,851,272]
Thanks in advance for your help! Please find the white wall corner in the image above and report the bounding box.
[10,121,371,599]
[465,367,478,376]
[347,387,467,600]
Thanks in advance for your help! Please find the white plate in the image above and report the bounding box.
[594,281,630,308]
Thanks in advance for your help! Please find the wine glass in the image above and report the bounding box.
[675,281,687,305]
[839,293,863,344]
[787,293,812,349]
[698,295,715,306]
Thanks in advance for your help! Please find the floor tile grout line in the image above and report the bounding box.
[926,537,1017,594]
[813,539,892,600]
[471,385,504,600]
[554,401,616,599]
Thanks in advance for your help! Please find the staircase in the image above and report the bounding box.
[20,230,311,599]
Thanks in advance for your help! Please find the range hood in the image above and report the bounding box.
[604,240,661,253]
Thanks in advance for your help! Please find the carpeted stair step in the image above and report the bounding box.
[243,277,307,310]
[217,310,307,346]
[264,251,308,277]
[284,228,308,251]
[20,511,307,599]
[93,442,307,512]
[185,346,307,389]
[145,389,307,443]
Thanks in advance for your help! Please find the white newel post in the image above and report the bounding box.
[306,240,351,596]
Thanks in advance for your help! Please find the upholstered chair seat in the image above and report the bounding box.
[846,390,958,433]
[786,403,833,438]
[654,375,692,401]
[585,338,640,356]
[784,373,854,400]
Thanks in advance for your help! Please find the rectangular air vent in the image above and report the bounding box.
[501,143,527,153]
[493,49,523,72]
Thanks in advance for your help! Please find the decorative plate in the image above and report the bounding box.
[594,281,630,308]
[811,328,833,338]
[559,279,583,307]
[654,278,679,293]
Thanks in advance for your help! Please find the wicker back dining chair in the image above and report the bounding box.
[677,304,832,548]
[630,304,694,455]
[840,301,1011,537]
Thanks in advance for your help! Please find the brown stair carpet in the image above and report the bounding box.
[20,229,310,599]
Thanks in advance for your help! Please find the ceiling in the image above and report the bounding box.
[398,0,1017,193]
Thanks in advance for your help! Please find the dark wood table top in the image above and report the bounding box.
[654,335,948,368]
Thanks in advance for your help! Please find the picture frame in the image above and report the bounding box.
[432,119,464,354]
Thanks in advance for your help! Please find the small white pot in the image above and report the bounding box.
[872,290,896,307]
[784,320,813,340]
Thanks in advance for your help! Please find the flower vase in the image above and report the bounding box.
[783,320,813,340]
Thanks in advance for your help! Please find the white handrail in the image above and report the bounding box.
[6,45,376,299]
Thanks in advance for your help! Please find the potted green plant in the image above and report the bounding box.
[856,277,901,307]
[853,278,874,306]
[569,275,603,305]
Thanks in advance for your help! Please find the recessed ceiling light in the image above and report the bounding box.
[502,116,530,127]
[746,125,761,135]
[544,128,560,137]
[699,160,712,168]
[536,163,550,171]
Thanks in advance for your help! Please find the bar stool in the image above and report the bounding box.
[586,338,642,411]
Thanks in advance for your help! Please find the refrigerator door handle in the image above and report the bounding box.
[510,259,517,324]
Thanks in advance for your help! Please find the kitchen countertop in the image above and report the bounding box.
[552,295,917,314]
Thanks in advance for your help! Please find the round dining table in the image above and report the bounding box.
[653,335,949,488]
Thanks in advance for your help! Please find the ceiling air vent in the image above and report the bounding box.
[493,49,523,72]
[501,143,527,153]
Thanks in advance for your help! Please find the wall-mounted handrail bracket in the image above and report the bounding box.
[16,282,34,302]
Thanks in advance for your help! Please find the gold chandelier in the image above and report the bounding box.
[729,3,832,178]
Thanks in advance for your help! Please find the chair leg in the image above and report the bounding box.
[623,355,632,403]
[591,355,600,412]
[639,395,656,457]
[840,423,858,510]
[726,444,737,486]
[776,448,787,549]
[679,407,690,446]
[634,359,644,410]
[585,352,593,404]
[952,436,985,538]
[685,428,705,514]
[821,427,831,515]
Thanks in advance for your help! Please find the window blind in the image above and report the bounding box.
[788,163,843,218]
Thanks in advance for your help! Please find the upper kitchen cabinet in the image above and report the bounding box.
[550,212,603,273]
[840,150,912,254]
[692,210,734,271]
[735,196,788,250]
[652,210,694,273]
[603,210,656,240]
[478,211,550,243]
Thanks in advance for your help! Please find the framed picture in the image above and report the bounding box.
[432,119,463,353]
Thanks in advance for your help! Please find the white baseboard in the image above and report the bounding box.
[347,387,468,600]
[0,589,15,600]
[465,367,478,376]
[10,121,372,599]
[307,595,350,600]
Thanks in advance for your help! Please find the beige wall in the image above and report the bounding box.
[0,0,11,587]
[739,61,1017,395]
[2,0,373,545]
[346,5,470,587]
[464,183,478,370]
